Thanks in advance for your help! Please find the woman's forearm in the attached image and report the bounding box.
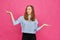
[36,24,45,31]
[36,24,50,31]
[5,10,22,26]
[10,13,16,25]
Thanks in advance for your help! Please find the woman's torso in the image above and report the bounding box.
[19,16,38,34]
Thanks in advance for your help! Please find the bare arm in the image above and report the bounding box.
[10,13,16,25]
[36,24,51,31]
[5,10,19,25]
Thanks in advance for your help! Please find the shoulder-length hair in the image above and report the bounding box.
[24,5,35,21]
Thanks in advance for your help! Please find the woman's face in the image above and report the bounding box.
[27,6,32,15]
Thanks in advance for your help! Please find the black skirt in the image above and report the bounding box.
[22,33,36,40]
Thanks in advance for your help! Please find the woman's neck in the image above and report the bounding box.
[28,14,31,21]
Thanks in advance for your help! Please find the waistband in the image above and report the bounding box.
[22,32,36,35]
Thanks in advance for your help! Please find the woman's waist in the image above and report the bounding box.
[22,32,36,36]
[22,30,36,34]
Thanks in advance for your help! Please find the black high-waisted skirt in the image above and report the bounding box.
[22,33,36,40]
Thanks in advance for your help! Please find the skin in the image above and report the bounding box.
[27,6,32,15]
[5,6,51,30]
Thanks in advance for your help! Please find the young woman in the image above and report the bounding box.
[5,5,51,40]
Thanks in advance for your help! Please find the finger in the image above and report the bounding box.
[45,24,51,26]
[5,10,9,13]
[4,9,8,12]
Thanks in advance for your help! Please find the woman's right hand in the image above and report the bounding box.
[5,10,12,15]
[5,10,16,26]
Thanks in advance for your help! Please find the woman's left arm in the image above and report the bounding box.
[36,24,51,31]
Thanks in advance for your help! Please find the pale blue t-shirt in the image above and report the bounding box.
[13,16,40,34]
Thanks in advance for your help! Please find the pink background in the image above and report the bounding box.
[0,0,60,40]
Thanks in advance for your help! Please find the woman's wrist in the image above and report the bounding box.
[10,13,12,15]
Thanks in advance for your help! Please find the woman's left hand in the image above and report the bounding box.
[44,24,51,26]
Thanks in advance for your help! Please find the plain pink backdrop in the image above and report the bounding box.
[0,0,60,40]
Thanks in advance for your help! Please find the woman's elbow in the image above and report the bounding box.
[13,24,16,26]
[12,21,20,26]
[13,22,17,26]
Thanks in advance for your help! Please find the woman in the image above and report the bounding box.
[5,5,51,40]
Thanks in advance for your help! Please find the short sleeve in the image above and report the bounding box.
[13,16,23,25]
[35,19,38,24]
[35,19,41,31]
[34,19,39,31]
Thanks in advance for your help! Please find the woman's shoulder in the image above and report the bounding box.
[35,18,38,21]
[18,16,24,20]
[35,18,38,24]
[19,15,24,18]
[20,15,24,17]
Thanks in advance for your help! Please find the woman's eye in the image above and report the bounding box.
[28,9,30,10]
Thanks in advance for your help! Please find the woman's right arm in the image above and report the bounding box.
[5,10,21,26]
[10,12,17,25]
